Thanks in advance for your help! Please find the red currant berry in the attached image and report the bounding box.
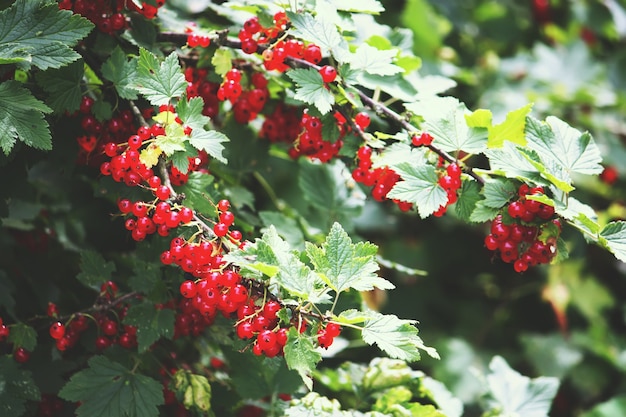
[180,280,197,298]
[213,222,229,237]
[319,65,337,83]
[217,199,230,211]
[354,112,371,130]
[49,322,66,340]
[14,347,30,363]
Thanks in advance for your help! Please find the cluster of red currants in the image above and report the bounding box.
[184,22,211,48]
[217,69,270,124]
[288,111,346,162]
[118,198,195,241]
[58,0,164,32]
[352,146,413,212]
[184,67,221,119]
[484,185,560,272]
[433,161,463,217]
[259,103,303,144]
[0,317,30,363]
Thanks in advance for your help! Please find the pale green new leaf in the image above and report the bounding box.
[347,44,403,76]
[123,303,175,352]
[283,328,322,390]
[485,142,546,184]
[133,49,187,105]
[59,356,164,417]
[0,81,52,155]
[599,221,626,263]
[287,12,343,55]
[306,222,393,293]
[526,116,603,177]
[154,123,187,156]
[102,46,139,100]
[486,356,559,417]
[488,103,533,148]
[361,311,439,361]
[386,162,448,218]
[35,60,84,113]
[0,0,93,70]
[287,68,335,115]
[211,48,233,76]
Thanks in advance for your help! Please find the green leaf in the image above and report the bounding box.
[518,147,575,192]
[526,116,604,177]
[7,323,37,351]
[287,12,344,55]
[454,180,482,222]
[488,103,533,148]
[177,97,210,130]
[469,201,501,223]
[361,310,439,361]
[154,123,187,156]
[0,0,93,70]
[211,48,233,76]
[0,357,40,417]
[423,101,488,154]
[133,49,187,106]
[306,222,393,292]
[59,356,164,417]
[582,395,626,417]
[283,328,322,390]
[484,142,546,184]
[334,0,385,14]
[0,81,52,155]
[102,46,139,100]
[189,129,228,164]
[259,211,304,248]
[287,68,335,115]
[599,221,626,263]
[486,355,559,417]
[347,44,403,76]
[123,302,175,352]
[386,162,448,218]
[35,60,84,113]
[128,259,163,298]
[172,370,212,412]
[481,177,518,209]
[176,172,217,215]
[76,250,116,287]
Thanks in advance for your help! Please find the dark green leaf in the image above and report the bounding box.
[102,46,139,100]
[123,303,175,352]
[481,178,517,209]
[453,180,482,222]
[76,250,116,287]
[0,81,52,155]
[59,356,164,417]
[0,0,93,70]
[189,129,228,164]
[7,323,37,351]
[176,172,217,215]
[35,60,84,113]
[0,357,40,417]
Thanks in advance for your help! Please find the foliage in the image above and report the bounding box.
[1,0,626,416]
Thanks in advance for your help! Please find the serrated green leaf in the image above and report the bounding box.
[7,323,37,351]
[171,151,191,174]
[0,81,52,155]
[154,123,187,156]
[123,303,175,352]
[469,201,501,223]
[176,172,217,215]
[488,103,533,148]
[128,259,163,297]
[599,221,626,263]
[0,0,93,70]
[287,12,344,55]
[306,222,393,292]
[35,60,84,113]
[347,44,403,76]
[177,97,210,130]
[59,356,164,417]
[91,99,113,122]
[0,357,40,417]
[76,250,116,287]
[211,48,233,76]
[0,43,31,66]
[189,129,228,164]
[386,162,448,218]
[481,178,518,209]
[454,180,482,222]
[133,49,187,106]
[333,0,385,13]
[259,211,304,248]
[423,101,488,154]
[526,116,603,177]
[102,46,139,100]
[361,311,438,361]
[486,356,559,417]
[284,328,322,390]
[287,68,335,115]
[484,142,546,184]
[582,396,626,417]
[519,147,575,192]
